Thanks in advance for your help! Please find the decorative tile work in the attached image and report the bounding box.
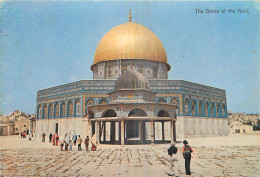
[37,79,227,118]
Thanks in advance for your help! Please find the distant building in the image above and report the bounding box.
[0,118,14,136]
[229,121,253,134]
[0,110,36,136]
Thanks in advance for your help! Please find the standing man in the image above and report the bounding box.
[167,142,178,176]
[78,135,83,151]
[84,136,90,151]
[49,133,53,143]
[182,140,193,175]
[73,133,77,146]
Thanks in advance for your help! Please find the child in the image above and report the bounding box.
[69,140,73,150]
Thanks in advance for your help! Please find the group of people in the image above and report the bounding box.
[41,133,60,145]
[41,133,97,152]
[167,140,194,176]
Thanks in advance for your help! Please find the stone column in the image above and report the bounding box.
[140,121,144,144]
[96,121,100,145]
[121,120,125,146]
[173,121,176,141]
[151,120,155,145]
[118,121,121,143]
[162,121,165,141]
[171,120,174,143]
[103,122,106,142]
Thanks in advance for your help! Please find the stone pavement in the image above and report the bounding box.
[0,135,260,177]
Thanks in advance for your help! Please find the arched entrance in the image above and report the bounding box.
[101,109,117,144]
[126,109,147,144]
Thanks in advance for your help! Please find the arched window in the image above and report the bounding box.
[75,100,80,115]
[222,104,225,117]
[158,110,170,117]
[38,105,42,118]
[68,101,73,116]
[210,103,215,117]
[171,98,178,105]
[128,108,147,117]
[184,99,189,115]
[54,103,59,118]
[102,109,117,117]
[61,102,66,117]
[216,103,220,117]
[85,99,95,115]
[191,100,196,116]
[86,99,94,106]
[204,102,209,116]
[158,98,166,103]
[198,101,203,116]
[49,104,54,118]
[99,98,108,105]
[43,105,47,118]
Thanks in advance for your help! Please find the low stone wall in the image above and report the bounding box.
[176,116,229,139]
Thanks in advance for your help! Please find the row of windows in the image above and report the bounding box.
[184,99,226,118]
[38,100,80,118]
[38,97,226,118]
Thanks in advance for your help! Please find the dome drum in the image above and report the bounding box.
[92,59,169,80]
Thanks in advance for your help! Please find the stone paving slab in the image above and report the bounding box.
[1,145,260,177]
[1,135,260,176]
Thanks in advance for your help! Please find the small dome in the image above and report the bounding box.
[114,70,150,90]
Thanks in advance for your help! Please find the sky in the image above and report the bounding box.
[0,1,259,115]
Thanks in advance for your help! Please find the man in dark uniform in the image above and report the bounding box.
[182,140,193,175]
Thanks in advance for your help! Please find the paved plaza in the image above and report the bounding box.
[0,135,260,177]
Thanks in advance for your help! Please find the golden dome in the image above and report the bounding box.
[92,22,169,70]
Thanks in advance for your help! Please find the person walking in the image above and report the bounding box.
[42,132,46,142]
[69,140,73,150]
[167,142,178,176]
[182,140,194,175]
[53,134,56,146]
[64,134,69,151]
[91,134,97,151]
[55,134,59,146]
[84,136,90,151]
[78,135,83,151]
[60,136,64,151]
[49,133,53,143]
[73,133,77,146]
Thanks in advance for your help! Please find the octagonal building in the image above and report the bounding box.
[35,11,228,144]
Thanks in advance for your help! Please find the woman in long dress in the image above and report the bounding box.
[91,134,97,151]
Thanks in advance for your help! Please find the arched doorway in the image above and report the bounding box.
[101,109,117,144]
[126,108,147,144]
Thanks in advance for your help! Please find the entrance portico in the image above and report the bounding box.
[89,116,176,146]
[87,70,178,146]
